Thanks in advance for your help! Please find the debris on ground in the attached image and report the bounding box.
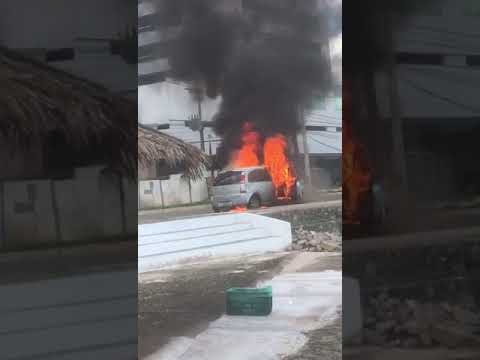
[290,226,342,252]
[362,290,480,348]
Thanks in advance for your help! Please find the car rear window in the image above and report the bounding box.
[213,171,243,186]
[248,169,272,182]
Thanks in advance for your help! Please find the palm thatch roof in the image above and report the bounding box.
[138,124,210,180]
[0,46,136,176]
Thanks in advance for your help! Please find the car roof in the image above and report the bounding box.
[222,166,265,172]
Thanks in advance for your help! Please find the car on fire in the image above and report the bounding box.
[210,166,303,212]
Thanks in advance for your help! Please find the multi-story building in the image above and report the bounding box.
[374,0,480,203]
[138,0,341,201]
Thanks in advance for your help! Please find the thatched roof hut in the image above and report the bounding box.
[138,124,210,180]
[0,46,136,177]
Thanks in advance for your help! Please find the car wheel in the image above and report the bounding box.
[248,195,261,209]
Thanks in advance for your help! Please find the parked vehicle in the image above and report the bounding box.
[210,166,302,211]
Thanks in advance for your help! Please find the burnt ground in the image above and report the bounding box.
[138,253,342,359]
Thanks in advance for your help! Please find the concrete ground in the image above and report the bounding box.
[138,192,341,224]
[138,252,341,360]
[0,239,137,284]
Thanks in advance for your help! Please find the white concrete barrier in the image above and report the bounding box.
[138,213,292,273]
[0,270,137,359]
[343,276,362,344]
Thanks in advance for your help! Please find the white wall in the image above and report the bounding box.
[138,173,210,210]
[4,181,57,246]
[1,166,135,249]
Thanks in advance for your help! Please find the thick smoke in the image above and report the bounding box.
[159,0,332,166]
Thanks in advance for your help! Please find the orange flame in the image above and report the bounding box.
[231,206,247,212]
[342,89,372,224]
[264,134,296,198]
[231,123,260,168]
[231,122,297,200]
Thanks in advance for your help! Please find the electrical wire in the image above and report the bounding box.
[400,38,480,54]
[411,25,480,39]
[308,136,341,152]
[402,66,480,89]
[403,78,480,115]
[401,63,480,71]
[307,112,341,121]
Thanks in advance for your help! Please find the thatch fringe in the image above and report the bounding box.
[138,124,210,180]
[0,46,136,177]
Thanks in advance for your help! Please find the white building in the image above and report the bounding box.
[375,0,480,202]
[137,0,341,208]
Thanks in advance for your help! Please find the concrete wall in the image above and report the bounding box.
[0,166,135,250]
[138,174,209,210]
[0,138,44,180]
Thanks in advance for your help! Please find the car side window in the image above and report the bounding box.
[262,170,272,182]
[248,169,261,182]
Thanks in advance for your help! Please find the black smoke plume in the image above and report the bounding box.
[157,0,333,167]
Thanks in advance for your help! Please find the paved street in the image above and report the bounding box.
[138,253,341,360]
[138,191,341,224]
[0,239,137,285]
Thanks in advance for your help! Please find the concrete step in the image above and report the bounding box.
[138,213,292,272]
[0,270,137,360]
[139,222,253,245]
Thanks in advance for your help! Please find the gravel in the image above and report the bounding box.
[361,289,480,348]
[283,314,341,360]
[290,227,342,252]
[266,203,342,253]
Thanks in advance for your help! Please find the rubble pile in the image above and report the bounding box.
[290,227,341,252]
[363,290,480,348]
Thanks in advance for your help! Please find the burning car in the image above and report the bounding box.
[211,165,303,212]
[210,121,302,211]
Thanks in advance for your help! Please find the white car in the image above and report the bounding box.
[211,166,303,211]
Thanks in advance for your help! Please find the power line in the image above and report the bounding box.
[402,63,480,71]
[308,112,341,121]
[403,79,480,115]
[403,66,480,89]
[401,38,480,54]
[307,119,340,125]
[308,116,341,121]
[308,136,341,152]
[411,25,480,39]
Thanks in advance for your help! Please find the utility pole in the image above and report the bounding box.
[187,86,206,152]
[386,13,409,228]
[387,14,408,194]
[197,97,205,152]
[208,135,215,179]
[299,104,312,191]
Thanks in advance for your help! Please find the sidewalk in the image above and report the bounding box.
[139,252,341,360]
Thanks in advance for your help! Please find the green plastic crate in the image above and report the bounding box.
[226,285,272,316]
